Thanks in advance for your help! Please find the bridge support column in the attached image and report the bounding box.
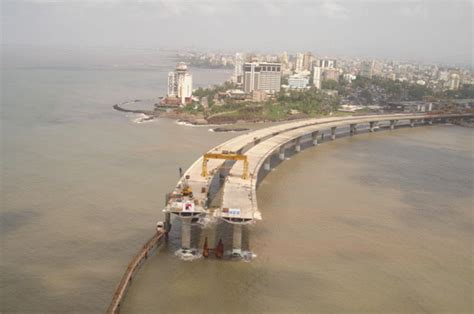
[295,138,301,152]
[350,124,357,135]
[264,159,271,171]
[311,131,319,145]
[232,224,242,257]
[279,146,285,160]
[390,120,396,130]
[331,127,337,140]
[165,212,172,234]
[180,218,192,251]
[410,119,415,127]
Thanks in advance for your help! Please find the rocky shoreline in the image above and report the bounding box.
[113,100,312,127]
[113,102,264,126]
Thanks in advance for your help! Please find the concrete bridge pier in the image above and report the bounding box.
[279,146,285,160]
[350,124,357,135]
[369,121,377,132]
[331,127,337,140]
[264,159,271,171]
[311,131,319,145]
[232,224,243,257]
[295,138,301,152]
[390,120,397,130]
[180,217,192,252]
[165,212,172,234]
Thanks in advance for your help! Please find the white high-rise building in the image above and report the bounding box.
[315,59,336,69]
[167,62,193,105]
[313,66,322,89]
[243,62,282,94]
[303,52,314,72]
[234,53,244,84]
[295,53,304,73]
[167,72,176,96]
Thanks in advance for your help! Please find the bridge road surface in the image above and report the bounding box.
[164,113,471,256]
[221,113,473,255]
[166,113,415,216]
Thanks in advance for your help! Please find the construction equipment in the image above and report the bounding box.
[181,175,193,197]
[201,152,249,180]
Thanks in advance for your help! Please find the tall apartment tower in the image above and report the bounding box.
[315,59,336,69]
[279,51,289,70]
[303,52,314,72]
[295,53,304,73]
[313,66,322,89]
[243,62,282,94]
[360,60,375,79]
[168,62,193,105]
[234,53,244,84]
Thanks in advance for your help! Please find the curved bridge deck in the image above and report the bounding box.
[164,112,472,256]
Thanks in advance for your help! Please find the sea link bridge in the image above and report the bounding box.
[163,112,472,258]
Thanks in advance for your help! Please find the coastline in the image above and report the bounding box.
[113,101,315,127]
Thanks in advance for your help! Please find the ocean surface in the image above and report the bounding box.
[2,47,473,313]
[1,47,239,312]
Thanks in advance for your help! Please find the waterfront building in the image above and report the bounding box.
[243,62,282,94]
[167,72,176,96]
[234,53,244,84]
[313,66,322,89]
[288,74,309,89]
[167,62,193,105]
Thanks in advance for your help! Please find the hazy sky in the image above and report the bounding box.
[2,0,472,65]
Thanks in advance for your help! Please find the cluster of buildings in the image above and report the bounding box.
[232,52,343,100]
[233,51,473,92]
[163,51,473,107]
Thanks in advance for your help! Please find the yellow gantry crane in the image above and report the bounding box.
[201,152,249,180]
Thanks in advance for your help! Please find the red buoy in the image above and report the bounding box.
[203,237,209,258]
[215,239,224,259]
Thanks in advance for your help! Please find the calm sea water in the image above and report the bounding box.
[2,48,473,313]
[1,48,238,313]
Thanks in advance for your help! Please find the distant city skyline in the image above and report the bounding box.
[2,0,472,66]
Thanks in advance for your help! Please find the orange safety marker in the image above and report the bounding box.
[203,237,209,258]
